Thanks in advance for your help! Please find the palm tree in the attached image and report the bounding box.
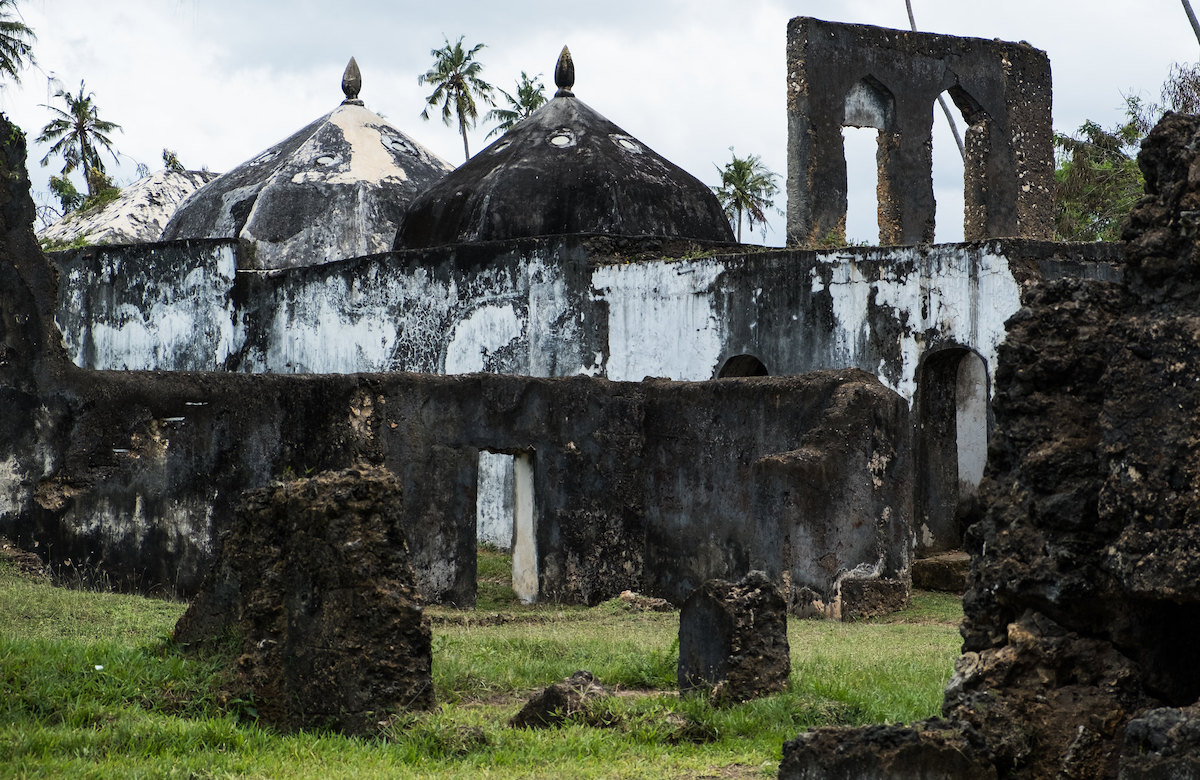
[36,80,122,197]
[713,149,779,243]
[0,0,34,86]
[485,71,547,139]
[418,36,494,161]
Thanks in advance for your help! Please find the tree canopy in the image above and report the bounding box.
[418,35,494,162]
[0,0,34,86]
[713,149,779,243]
[485,71,547,139]
[1053,62,1200,242]
[36,80,123,198]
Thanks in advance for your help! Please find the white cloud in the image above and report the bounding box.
[4,0,1195,245]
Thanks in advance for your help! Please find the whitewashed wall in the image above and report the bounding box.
[51,239,1084,408]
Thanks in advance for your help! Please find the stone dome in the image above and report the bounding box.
[163,58,453,270]
[394,47,734,249]
[39,168,218,247]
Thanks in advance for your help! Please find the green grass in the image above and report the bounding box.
[0,556,963,779]
[474,543,521,610]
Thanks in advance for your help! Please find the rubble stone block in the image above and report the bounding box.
[1120,705,1200,779]
[911,551,969,594]
[174,464,432,734]
[677,570,789,704]
[838,577,910,620]
[509,670,610,729]
[779,722,997,780]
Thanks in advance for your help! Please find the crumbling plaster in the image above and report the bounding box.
[49,238,1120,407]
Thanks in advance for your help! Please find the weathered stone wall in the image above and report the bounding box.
[786,17,1054,246]
[3,365,910,613]
[50,237,1121,402]
[48,234,1117,556]
[0,111,914,616]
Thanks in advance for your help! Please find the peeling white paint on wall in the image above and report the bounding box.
[593,258,726,381]
[0,456,27,521]
[258,275,403,374]
[446,303,524,374]
[476,452,514,549]
[55,243,238,371]
[815,246,1020,402]
[65,492,215,560]
[956,351,990,492]
[55,241,1031,406]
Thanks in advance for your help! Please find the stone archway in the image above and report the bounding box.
[913,347,989,555]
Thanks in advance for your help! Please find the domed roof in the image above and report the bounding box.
[394,48,734,249]
[39,168,218,247]
[163,58,453,270]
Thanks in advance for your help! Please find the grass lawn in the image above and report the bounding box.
[0,550,963,779]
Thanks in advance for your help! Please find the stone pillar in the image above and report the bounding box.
[174,464,433,734]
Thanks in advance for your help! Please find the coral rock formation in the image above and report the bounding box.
[174,465,433,734]
[782,111,1200,779]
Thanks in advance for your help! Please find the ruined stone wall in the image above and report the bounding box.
[49,237,1120,404]
[2,366,910,612]
[785,17,1054,246]
[46,233,1119,558]
[0,118,911,621]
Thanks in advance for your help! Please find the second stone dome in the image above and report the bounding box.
[395,47,735,249]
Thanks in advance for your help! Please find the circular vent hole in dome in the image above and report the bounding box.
[614,136,640,152]
[548,129,576,148]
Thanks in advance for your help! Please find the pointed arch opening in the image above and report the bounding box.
[841,75,899,245]
[914,347,990,555]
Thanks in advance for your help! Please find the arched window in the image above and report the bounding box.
[841,76,898,245]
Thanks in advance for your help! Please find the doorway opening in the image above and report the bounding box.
[475,449,538,605]
[914,348,989,555]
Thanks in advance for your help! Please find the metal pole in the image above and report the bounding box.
[907,0,966,160]
[1183,0,1200,47]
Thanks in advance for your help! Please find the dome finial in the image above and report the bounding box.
[554,46,575,98]
[342,57,363,104]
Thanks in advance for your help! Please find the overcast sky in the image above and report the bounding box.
[4,0,1198,245]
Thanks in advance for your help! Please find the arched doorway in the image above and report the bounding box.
[914,348,989,555]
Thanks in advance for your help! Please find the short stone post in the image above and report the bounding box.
[677,570,790,704]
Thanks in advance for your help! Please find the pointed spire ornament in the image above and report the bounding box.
[554,46,575,98]
[341,57,363,104]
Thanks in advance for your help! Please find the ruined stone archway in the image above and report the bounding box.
[913,346,989,555]
[786,18,1054,247]
[841,75,901,245]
